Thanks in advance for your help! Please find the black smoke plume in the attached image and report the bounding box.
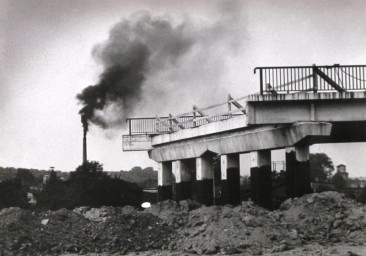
[77,14,194,131]
[77,2,246,132]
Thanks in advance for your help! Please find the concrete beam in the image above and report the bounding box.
[172,160,192,201]
[196,154,214,205]
[250,150,272,209]
[148,122,332,162]
[220,154,240,180]
[220,154,240,205]
[152,115,247,146]
[247,92,366,125]
[157,162,173,201]
[286,146,312,198]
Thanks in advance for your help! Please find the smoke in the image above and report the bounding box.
[77,1,246,131]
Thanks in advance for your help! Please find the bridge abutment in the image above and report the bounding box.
[286,145,312,198]
[220,154,241,205]
[250,150,272,209]
[158,162,173,201]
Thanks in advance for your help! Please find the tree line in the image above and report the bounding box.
[0,161,142,210]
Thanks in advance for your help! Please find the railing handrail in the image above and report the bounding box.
[168,108,245,130]
[155,94,248,125]
[254,64,366,94]
[254,64,366,73]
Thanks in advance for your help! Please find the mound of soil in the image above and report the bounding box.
[0,192,365,255]
[0,206,177,255]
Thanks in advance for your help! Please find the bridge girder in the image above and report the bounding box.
[148,122,332,162]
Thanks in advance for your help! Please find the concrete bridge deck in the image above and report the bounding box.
[122,64,366,209]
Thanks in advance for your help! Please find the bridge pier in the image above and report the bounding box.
[173,160,193,201]
[220,154,240,205]
[250,150,272,209]
[196,152,215,205]
[286,146,312,198]
[157,162,173,201]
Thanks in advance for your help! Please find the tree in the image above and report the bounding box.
[332,173,347,189]
[16,168,39,188]
[0,178,28,209]
[70,161,105,181]
[37,161,142,210]
[310,153,334,182]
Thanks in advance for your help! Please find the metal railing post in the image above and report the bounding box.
[128,119,131,136]
[312,64,318,93]
[228,94,232,118]
[169,113,173,133]
[193,106,197,127]
[259,68,263,94]
[155,116,159,133]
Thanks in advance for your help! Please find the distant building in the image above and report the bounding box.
[43,166,55,184]
[27,192,37,204]
[336,164,348,181]
[43,174,50,184]
[361,180,366,188]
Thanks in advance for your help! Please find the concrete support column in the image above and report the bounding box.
[158,162,173,201]
[250,150,272,209]
[196,155,214,205]
[286,145,312,198]
[172,160,192,201]
[220,154,240,205]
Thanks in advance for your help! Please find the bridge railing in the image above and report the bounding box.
[125,94,247,135]
[122,134,153,151]
[123,95,247,151]
[254,64,366,94]
[155,95,247,133]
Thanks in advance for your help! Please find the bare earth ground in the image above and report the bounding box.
[62,244,366,256]
[1,191,366,255]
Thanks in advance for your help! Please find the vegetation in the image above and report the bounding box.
[310,153,334,182]
[36,161,142,210]
[332,173,347,189]
[0,161,143,211]
[108,166,157,189]
[0,178,28,209]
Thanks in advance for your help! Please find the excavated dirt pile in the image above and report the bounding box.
[0,206,177,255]
[280,191,366,245]
[146,192,366,255]
[0,191,365,255]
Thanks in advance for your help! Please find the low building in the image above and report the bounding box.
[336,164,348,181]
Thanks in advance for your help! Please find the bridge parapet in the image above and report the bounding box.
[247,91,366,125]
[254,64,366,94]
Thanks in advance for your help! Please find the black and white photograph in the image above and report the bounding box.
[1,0,366,255]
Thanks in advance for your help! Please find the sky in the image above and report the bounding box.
[1,0,366,176]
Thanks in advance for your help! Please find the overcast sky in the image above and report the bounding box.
[1,0,366,176]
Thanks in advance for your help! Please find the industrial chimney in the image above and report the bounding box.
[83,129,87,164]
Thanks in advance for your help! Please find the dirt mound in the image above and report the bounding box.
[145,192,366,255]
[0,206,177,255]
[0,192,365,255]
[280,191,366,245]
[147,201,301,255]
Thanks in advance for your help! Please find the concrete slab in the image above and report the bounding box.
[148,122,332,162]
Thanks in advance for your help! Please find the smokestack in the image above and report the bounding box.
[81,114,88,164]
[83,129,87,164]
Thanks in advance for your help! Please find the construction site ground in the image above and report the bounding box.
[1,191,366,255]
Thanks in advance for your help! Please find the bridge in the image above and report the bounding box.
[122,64,366,209]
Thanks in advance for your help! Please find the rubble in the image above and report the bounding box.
[0,192,365,255]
